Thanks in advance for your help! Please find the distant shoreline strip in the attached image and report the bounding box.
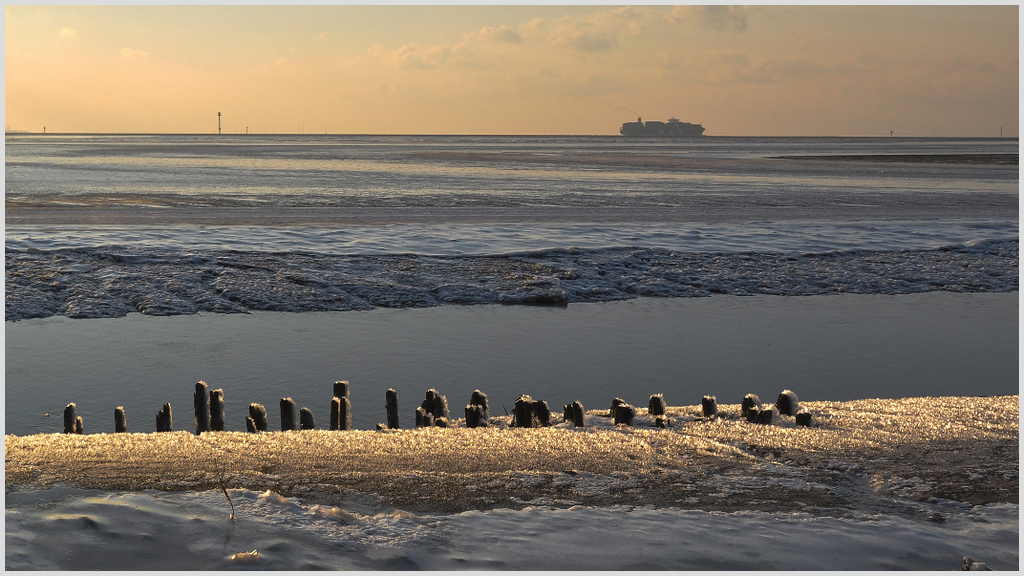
[775,154,1018,165]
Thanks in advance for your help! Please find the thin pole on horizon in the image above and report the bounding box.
[218,112,221,135]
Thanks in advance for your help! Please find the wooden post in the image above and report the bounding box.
[563,404,573,423]
[746,408,760,423]
[280,397,297,431]
[385,389,400,429]
[333,380,350,400]
[741,394,761,420]
[471,390,489,421]
[795,410,812,427]
[654,415,668,429]
[246,417,256,433]
[514,395,534,428]
[157,403,172,432]
[423,388,448,420]
[75,416,83,434]
[609,397,626,418]
[331,397,341,431]
[210,389,225,431]
[613,403,635,426]
[194,381,211,434]
[648,394,667,416]
[300,407,315,430]
[776,390,799,416]
[248,403,267,432]
[339,396,352,430]
[757,409,773,425]
[701,395,718,418]
[114,406,127,433]
[532,399,551,427]
[571,400,585,428]
[63,403,77,434]
[465,404,481,428]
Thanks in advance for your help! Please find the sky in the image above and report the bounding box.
[4,5,1019,137]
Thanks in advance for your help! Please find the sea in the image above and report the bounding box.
[4,134,1019,570]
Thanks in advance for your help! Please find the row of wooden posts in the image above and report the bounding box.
[61,381,812,434]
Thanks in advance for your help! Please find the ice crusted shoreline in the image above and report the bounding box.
[5,240,1018,320]
[7,396,1017,517]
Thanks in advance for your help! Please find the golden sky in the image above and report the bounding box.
[5,5,1019,136]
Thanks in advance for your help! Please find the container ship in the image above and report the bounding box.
[620,117,705,137]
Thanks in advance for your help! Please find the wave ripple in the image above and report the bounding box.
[5,240,1017,320]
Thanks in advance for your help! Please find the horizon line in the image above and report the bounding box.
[4,132,1017,140]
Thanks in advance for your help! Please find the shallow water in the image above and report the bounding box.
[6,293,1016,436]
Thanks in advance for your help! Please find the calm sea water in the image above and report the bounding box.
[5,134,1018,319]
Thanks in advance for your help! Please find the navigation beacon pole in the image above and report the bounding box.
[218,112,222,135]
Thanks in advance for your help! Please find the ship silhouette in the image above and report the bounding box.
[620,117,705,137]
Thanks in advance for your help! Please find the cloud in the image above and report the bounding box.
[393,43,452,70]
[476,25,522,44]
[58,27,75,39]
[120,47,151,60]
[665,6,749,32]
[549,22,619,53]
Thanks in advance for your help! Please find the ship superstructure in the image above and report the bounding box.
[620,117,705,137]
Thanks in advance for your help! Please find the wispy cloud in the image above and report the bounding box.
[120,47,151,59]
[58,26,75,39]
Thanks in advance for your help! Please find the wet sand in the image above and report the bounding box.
[6,396,1018,516]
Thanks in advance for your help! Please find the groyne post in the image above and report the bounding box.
[514,395,534,428]
[471,390,489,421]
[300,407,315,430]
[613,403,635,426]
[649,394,667,417]
[157,403,172,432]
[701,395,718,418]
[532,399,551,427]
[332,381,352,431]
[609,397,626,418]
[63,403,77,434]
[210,389,225,431]
[741,394,761,420]
[194,381,211,434]
[385,389,400,429]
[776,390,800,416]
[248,403,268,432]
[114,406,127,433]
[571,400,585,428]
[75,417,83,434]
[795,410,812,427]
[280,397,297,431]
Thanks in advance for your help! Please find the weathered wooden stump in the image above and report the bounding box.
[795,410,813,427]
[571,400,585,428]
[299,407,315,430]
[563,404,574,423]
[471,390,489,421]
[333,380,350,400]
[746,408,760,423]
[648,394,667,417]
[248,403,268,432]
[701,395,718,418]
[433,417,451,428]
[385,389,400,429]
[532,400,551,427]
[280,397,297,431]
[654,415,669,429]
[74,417,83,434]
[330,397,351,430]
[156,403,173,432]
[741,394,761,420]
[114,406,127,433]
[514,395,534,428]
[613,403,636,426]
[609,397,626,418]
[209,389,225,432]
[194,381,211,434]
[63,403,77,434]
[776,390,800,416]
[422,389,449,420]
[465,404,486,428]
[246,416,256,433]
[417,407,434,427]
[757,408,773,425]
